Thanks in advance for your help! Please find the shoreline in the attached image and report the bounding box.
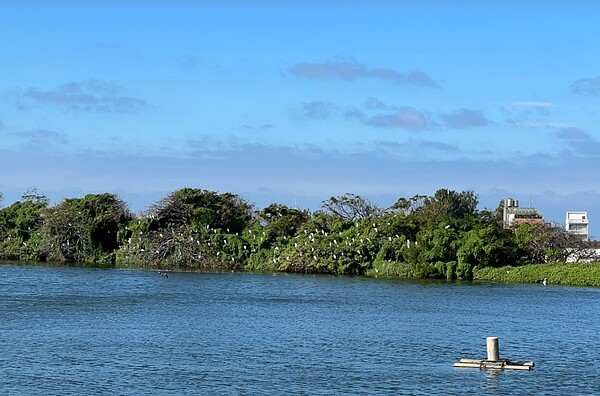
[3,260,600,288]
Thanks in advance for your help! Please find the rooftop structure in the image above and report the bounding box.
[565,211,589,241]
[502,198,544,229]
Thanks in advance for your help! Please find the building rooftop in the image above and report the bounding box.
[506,207,542,217]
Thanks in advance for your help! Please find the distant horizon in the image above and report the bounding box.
[1,2,599,238]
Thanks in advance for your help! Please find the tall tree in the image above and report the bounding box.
[0,192,49,261]
[419,189,479,222]
[321,193,382,221]
[42,193,131,263]
[148,188,253,233]
[256,203,310,245]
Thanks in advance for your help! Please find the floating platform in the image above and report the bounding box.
[453,358,534,371]
[454,337,534,371]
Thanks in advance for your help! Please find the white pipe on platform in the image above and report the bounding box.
[486,337,500,362]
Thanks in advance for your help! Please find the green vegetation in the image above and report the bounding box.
[475,263,600,287]
[1,187,599,287]
[0,190,131,264]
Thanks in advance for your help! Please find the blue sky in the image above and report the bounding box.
[1,2,600,237]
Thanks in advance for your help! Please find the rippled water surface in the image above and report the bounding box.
[1,263,599,395]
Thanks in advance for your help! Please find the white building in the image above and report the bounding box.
[565,211,589,241]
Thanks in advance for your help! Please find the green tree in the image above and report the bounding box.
[117,188,253,270]
[418,189,479,222]
[456,224,517,280]
[514,222,576,264]
[148,188,253,233]
[388,194,427,216]
[0,192,49,261]
[21,189,50,205]
[41,193,131,263]
[321,193,382,221]
[256,203,310,246]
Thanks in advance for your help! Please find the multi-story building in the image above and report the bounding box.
[502,198,544,229]
[565,211,589,241]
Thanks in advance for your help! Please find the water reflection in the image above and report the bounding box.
[480,369,504,393]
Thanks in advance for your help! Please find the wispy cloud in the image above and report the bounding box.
[556,127,589,140]
[17,79,148,113]
[441,108,490,129]
[187,134,229,154]
[510,101,553,108]
[570,76,600,96]
[349,100,492,131]
[503,99,555,126]
[373,139,460,154]
[94,41,125,51]
[347,107,428,131]
[180,55,201,69]
[299,101,335,120]
[238,124,274,132]
[367,107,427,130]
[11,129,69,151]
[289,57,439,88]
[517,121,574,128]
[556,127,600,156]
[364,97,396,111]
[416,140,460,152]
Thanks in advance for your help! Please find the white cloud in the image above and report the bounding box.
[289,57,439,88]
[440,108,490,129]
[518,121,575,128]
[570,76,600,96]
[556,127,600,157]
[348,107,427,131]
[299,101,336,120]
[15,79,148,113]
[10,129,69,151]
[510,101,554,107]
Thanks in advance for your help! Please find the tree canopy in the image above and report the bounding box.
[0,187,591,278]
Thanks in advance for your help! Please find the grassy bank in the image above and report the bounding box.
[365,259,600,287]
[474,262,600,287]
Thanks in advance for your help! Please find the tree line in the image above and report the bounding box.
[0,188,592,280]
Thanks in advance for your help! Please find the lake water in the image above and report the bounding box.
[0,262,599,395]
